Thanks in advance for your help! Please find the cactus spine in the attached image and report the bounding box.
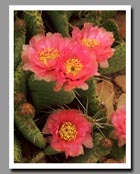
[76,77,105,117]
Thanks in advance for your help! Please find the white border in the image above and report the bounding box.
[9,5,131,169]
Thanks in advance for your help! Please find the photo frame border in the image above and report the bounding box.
[9,5,131,169]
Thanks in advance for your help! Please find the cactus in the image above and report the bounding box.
[23,11,45,40]
[14,108,46,148]
[76,77,106,117]
[99,43,126,75]
[46,11,70,37]
[14,18,26,71]
[14,65,46,148]
[100,11,117,20]
[14,63,27,95]
[29,151,45,163]
[85,11,102,26]
[14,135,22,162]
[68,133,113,163]
[28,74,75,112]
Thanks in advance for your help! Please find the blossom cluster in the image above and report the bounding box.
[22,23,115,91]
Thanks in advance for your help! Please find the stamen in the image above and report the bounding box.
[59,121,77,141]
[65,58,83,76]
[82,38,100,48]
[39,48,59,65]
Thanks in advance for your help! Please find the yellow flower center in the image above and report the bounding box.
[59,121,77,141]
[39,48,59,65]
[82,38,100,48]
[65,58,83,76]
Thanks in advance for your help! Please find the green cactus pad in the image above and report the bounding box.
[28,74,75,112]
[76,77,105,117]
[14,63,27,95]
[46,11,69,37]
[85,11,102,26]
[23,11,45,40]
[68,133,112,163]
[100,11,117,20]
[99,43,126,75]
[14,18,26,71]
[14,135,22,162]
[14,111,46,148]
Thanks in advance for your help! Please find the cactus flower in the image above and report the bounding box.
[72,23,115,68]
[42,109,93,158]
[54,42,98,91]
[22,33,68,82]
[110,107,126,147]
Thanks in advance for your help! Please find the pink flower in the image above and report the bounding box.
[110,107,126,147]
[42,109,93,158]
[54,41,98,91]
[72,23,115,68]
[22,33,69,82]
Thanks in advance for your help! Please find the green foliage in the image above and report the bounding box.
[46,11,70,36]
[23,11,45,40]
[28,74,75,112]
[68,133,112,163]
[99,43,126,75]
[14,135,22,162]
[14,18,26,71]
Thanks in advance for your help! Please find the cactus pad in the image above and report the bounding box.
[28,74,75,111]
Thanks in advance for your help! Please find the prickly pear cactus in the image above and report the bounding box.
[45,11,70,36]
[13,10,127,164]
[14,18,26,71]
[14,106,46,148]
[28,74,75,111]
[14,135,22,162]
[23,11,45,40]
[14,63,27,95]
[99,43,126,75]
[29,151,45,163]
